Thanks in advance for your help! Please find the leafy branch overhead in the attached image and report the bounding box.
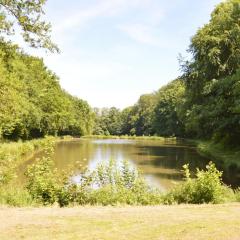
[0,0,59,52]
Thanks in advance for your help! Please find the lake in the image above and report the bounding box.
[19,138,240,191]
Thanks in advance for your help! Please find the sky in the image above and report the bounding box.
[20,0,222,109]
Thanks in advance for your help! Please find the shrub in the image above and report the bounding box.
[25,141,65,205]
[25,153,162,206]
[163,162,234,204]
[80,159,162,206]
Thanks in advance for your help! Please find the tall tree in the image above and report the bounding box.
[181,0,240,142]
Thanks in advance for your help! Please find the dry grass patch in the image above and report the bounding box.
[0,204,240,240]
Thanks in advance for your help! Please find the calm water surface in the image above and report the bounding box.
[19,138,240,191]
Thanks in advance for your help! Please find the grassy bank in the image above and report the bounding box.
[0,204,240,240]
[82,135,176,141]
[196,140,240,167]
[0,137,57,186]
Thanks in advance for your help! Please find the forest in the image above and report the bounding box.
[0,42,94,140]
[94,0,240,147]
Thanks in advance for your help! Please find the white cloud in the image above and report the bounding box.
[54,0,152,33]
[118,23,160,46]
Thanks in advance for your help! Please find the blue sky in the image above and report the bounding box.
[24,0,222,109]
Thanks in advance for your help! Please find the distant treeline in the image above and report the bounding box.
[94,0,240,146]
[0,41,94,140]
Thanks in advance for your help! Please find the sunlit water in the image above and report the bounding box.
[18,138,240,191]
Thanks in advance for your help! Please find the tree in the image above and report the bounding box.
[0,41,94,140]
[120,107,134,135]
[93,107,122,136]
[0,0,58,52]
[153,80,185,137]
[181,0,240,143]
[184,71,240,143]
[126,93,158,136]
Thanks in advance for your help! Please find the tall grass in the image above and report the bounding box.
[0,186,36,207]
[0,136,56,186]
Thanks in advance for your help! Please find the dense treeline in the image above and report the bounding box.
[94,0,240,146]
[0,41,94,140]
[93,79,184,137]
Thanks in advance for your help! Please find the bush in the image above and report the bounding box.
[25,141,65,205]
[163,162,234,204]
[25,153,162,206]
[0,187,35,207]
[25,155,66,205]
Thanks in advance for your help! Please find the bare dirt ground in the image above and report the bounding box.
[0,204,240,240]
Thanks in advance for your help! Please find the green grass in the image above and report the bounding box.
[0,137,57,186]
[196,140,240,167]
[0,187,36,207]
[0,204,239,240]
[82,135,176,141]
[0,137,56,164]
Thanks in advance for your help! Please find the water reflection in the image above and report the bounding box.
[52,139,210,191]
[19,138,240,191]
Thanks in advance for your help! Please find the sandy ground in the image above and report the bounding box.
[0,204,240,240]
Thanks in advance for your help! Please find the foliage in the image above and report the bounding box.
[0,137,54,187]
[90,159,162,205]
[184,70,240,142]
[0,0,58,52]
[0,186,35,207]
[163,162,234,204]
[0,150,15,185]
[0,41,94,140]
[179,0,240,144]
[83,135,168,141]
[94,80,185,138]
[126,94,158,136]
[25,141,65,205]
[26,156,60,205]
[94,93,160,136]
[93,107,122,136]
[153,80,185,137]
[25,148,162,206]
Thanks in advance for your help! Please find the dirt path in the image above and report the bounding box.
[1,204,240,240]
